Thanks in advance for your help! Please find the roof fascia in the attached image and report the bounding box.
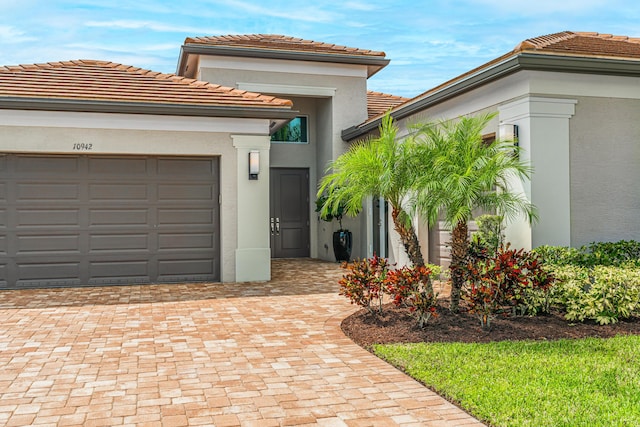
[0,97,298,120]
[177,44,390,77]
[342,53,640,141]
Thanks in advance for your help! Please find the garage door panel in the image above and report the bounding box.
[16,234,80,254]
[90,184,148,200]
[158,258,215,277]
[158,233,214,250]
[0,209,5,227]
[0,183,6,200]
[0,235,6,255]
[89,260,150,280]
[17,262,80,280]
[90,209,149,226]
[16,155,79,174]
[158,209,213,225]
[90,234,149,252]
[158,158,215,176]
[17,183,79,200]
[17,209,80,227]
[158,184,213,201]
[89,157,148,175]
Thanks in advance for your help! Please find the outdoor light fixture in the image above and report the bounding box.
[499,123,519,147]
[248,150,260,180]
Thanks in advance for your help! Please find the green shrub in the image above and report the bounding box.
[534,240,640,268]
[550,265,640,324]
[471,214,505,255]
[532,245,586,266]
[585,240,640,267]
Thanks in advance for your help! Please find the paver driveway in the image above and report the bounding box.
[0,259,484,427]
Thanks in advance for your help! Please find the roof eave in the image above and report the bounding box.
[342,53,640,141]
[342,55,521,141]
[177,44,390,77]
[0,97,298,120]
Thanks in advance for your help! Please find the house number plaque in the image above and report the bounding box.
[72,143,93,151]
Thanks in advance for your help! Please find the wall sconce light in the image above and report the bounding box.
[248,150,260,180]
[499,123,519,147]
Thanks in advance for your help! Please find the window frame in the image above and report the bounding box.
[270,115,309,144]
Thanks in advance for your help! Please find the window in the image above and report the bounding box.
[271,116,308,143]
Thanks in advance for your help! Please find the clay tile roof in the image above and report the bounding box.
[184,34,386,58]
[343,30,640,142]
[514,31,640,60]
[0,59,293,109]
[366,91,409,119]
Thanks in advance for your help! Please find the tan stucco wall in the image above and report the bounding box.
[569,96,640,245]
[200,64,369,261]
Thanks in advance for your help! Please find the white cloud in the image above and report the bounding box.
[84,20,214,34]
[215,0,339,23]
[0,25,37,42]
[468,0,611,14]
[343,1,379,11]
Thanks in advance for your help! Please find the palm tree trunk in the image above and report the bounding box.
[391,207,424,268]
[391,207,434,295]
[449,220,469,313]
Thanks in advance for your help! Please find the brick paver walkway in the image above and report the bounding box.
[0,259,484,426]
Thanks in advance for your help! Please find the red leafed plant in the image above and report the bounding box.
[386,265,438,328]
[338,255,390,316]
[462,245,555,329]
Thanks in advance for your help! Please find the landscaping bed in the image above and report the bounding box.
[342,300,640,348]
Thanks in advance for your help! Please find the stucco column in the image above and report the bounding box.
[232,135,271,281]
[499,96,577,248]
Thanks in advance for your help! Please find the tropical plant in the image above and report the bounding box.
[315,193,346,229]
[410,112,537,312]
[462,245,555,329]
[534,240,640,268]
[338,255,391,316]
[318,113,431,291]
[550,265,640,324]
[471,214,505,255]
[386,265,439,328]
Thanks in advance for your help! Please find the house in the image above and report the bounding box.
[2,31,637,289]
[343,31,640,266]
[0,37,406,289]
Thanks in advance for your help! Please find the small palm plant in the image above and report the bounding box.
[411,112,537,312]
[318,113,430,292]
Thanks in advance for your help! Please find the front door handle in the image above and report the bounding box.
[275,217,280,234]
[270,217,275,234]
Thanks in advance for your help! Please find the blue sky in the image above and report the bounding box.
[1,0,638,97]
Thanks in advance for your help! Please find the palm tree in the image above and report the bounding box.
[318,113,427,273]
[411,112,537,312]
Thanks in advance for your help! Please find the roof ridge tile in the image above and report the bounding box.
[183,33,386,58]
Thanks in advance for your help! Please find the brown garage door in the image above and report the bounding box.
[0,154,220,289]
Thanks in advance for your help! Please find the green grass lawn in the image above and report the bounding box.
[374,335,640,427]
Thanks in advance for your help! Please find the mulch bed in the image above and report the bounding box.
[342,300,640,349]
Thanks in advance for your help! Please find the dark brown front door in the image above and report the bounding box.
[270,168,310,258]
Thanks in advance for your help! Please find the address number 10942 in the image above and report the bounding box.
[72,143,93,151]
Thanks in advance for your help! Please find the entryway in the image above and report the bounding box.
[269,168,310,258]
